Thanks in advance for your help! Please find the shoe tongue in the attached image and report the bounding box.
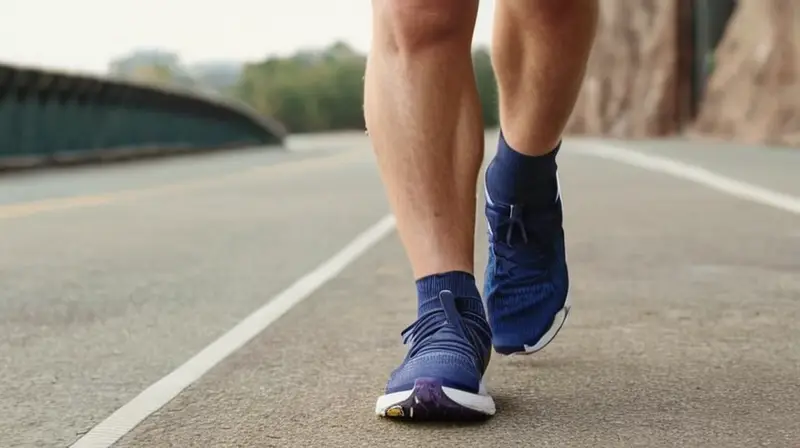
[438,291,466,338]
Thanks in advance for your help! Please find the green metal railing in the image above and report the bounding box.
[0,63,286,166]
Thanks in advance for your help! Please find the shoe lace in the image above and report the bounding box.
[502,204,528,247]
[400,290,490,367]
[490,203,555,278]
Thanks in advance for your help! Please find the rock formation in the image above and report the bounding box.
[566,0,798,147]
[693,0,799,146]
[566,0,684,138]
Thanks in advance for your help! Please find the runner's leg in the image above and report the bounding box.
[483,0,599,355]
[366,0,495,420]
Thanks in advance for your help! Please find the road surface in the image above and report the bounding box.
[1,131,798,448]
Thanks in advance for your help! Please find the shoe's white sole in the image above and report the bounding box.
[376,379,495,420]
[515,298,571,356]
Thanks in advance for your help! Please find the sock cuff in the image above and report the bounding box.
[486,131,561,205]
[416,271,479,298]
[416,271,483,315]
[495,130,561,169]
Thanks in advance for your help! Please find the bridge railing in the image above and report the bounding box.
[0,63,286,168]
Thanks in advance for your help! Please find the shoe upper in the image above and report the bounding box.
[385,290,492,394]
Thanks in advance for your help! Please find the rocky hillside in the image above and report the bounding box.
[566,0,798,147]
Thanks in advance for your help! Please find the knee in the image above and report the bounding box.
[372,0,476,53]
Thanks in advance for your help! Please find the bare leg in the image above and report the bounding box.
[365,0,483,279]
[482,0,598,356]
[368,0,496,421]
[492,0,598,155]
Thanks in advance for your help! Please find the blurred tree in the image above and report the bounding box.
[128,63,176,85]
[108,50,182,78]
[234,42,499,134]
[108,49,229,92]
[472,46,499,129]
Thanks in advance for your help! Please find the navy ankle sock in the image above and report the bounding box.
[416,271,483,316]
[485,131,560,208]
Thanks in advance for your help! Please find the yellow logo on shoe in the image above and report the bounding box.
[385,406,404,418]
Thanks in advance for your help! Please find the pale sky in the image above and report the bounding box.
[1,0,495,75]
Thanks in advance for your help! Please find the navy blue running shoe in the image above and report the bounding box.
[483,170,571,356]
[375,290,495,420]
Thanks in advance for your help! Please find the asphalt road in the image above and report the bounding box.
[1,132,798,448]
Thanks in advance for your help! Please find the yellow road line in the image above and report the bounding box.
[0,148,369,221]
[0,195,114,220]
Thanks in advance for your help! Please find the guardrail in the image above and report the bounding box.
[0,63,286,169]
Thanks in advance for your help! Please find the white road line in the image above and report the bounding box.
[70,214,397,448]
[574,142,800,215]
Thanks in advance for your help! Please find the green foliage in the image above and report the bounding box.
[472,47,499,129]
[234,42,499,134]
